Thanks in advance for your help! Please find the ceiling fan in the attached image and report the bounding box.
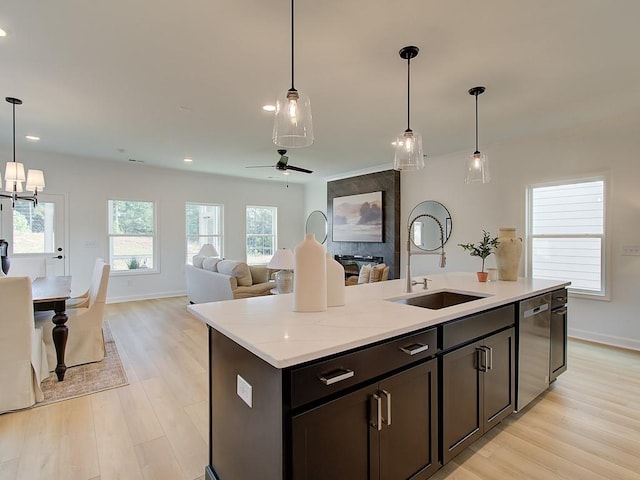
[246,149,313,175]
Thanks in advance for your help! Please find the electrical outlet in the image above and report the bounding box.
[237,374,252,408]
[622,245,640,256]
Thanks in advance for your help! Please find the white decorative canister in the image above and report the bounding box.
[293,234,327,312]
[494,227,523,281]
[326,253,345,307]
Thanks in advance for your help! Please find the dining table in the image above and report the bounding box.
[32,276,72,381]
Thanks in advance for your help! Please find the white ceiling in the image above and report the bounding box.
[1,0,639,184]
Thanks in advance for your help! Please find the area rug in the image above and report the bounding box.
[37,321,129,407]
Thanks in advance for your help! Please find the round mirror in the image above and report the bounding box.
[408,201,452,251]
[305,210,328,244]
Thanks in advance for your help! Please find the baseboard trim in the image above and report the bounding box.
[106,290,186,304]
[569,328,640,352]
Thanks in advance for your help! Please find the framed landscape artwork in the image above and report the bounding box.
[332,191,383,242]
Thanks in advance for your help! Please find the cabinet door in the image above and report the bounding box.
[378,359,439,480]
[550,307,568,381]
[291,384,378,480]
[442,341,483,464]
[482,327,515,432]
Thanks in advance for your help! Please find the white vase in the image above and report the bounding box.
[293,234,327,312]
[326,253,345,307]
[495,227,523,281]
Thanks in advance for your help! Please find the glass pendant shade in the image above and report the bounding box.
[25,169,45,193]
[273,89,314,148]
[465,152,490,184]
[393,130,424,171]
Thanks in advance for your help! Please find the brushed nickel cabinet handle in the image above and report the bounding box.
[400,343,429,355]
[371,394,382,431]
[319,369,354,386]
[381,390,392,426]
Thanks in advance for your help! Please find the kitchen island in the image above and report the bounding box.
[188,272,570,480]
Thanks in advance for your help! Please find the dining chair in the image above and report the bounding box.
[36,261,111,369]
[0,277,50,413]
[66,257,104,309]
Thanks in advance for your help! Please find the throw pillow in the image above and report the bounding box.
[202,257,221,272]
[249,265,269,284]
[369,263,387,282]
[357,264,372,284]
[217,260,253,287]
[192,254,207,268]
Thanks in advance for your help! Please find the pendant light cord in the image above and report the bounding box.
[290,0,295,90]
[475,92,479,152]
[406,56,411,130]
[12,102,16,163]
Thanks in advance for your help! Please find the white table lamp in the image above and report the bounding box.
[268,248,294,294]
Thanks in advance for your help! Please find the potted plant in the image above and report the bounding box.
[458,230,500,282]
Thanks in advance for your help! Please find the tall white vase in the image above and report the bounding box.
[293,234,327,312]
[495,227,523,281]
[326,253,345,307]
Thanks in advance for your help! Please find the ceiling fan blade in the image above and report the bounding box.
[286,165,313,174]
[245,165,275,168]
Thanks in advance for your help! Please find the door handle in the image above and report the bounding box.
[380,390,392,426]
[371,394,382,431]
[476,347,488,372]
[52,255,63,259]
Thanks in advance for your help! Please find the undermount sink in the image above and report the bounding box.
[393,290,486,310]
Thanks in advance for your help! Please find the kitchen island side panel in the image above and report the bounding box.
[209,327,283,480]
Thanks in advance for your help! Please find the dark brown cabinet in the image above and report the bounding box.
[292,359,439,480]
[441,327,515,464]
[550,288,568,382]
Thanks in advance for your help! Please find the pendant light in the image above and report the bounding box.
[465,86,490,184]
[393,46,424,171]
[0,97,45,207]
[272,0,314,149]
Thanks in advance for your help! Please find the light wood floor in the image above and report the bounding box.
[1,297,638,480]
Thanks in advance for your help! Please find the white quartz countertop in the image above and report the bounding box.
[187,272,569,369]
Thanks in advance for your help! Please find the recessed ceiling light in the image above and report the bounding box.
[0,28,7,37]
[183,158,193,163]
[25,135,40,141]
[262,105,276,112]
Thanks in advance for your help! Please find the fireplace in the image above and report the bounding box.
[334,254,384,279]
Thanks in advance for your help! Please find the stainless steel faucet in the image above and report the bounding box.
[405,213,446,293]
[411,278,431,289]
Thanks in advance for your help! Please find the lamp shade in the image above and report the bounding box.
[197,244,219,257]
[464,152,490,184]
[6,180,23,192]
[273,89,314,148]
[25,169,45,193]
[5,161,25,182]
[393,130,424,171]
[268,248,294,270]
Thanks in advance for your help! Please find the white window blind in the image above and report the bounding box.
[528,179,605,295]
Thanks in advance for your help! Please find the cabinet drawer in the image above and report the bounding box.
[289,328,437,409]
[551,288,567,310]
[442,304,515,351]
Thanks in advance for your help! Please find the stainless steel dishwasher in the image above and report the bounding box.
[517,293,551,411]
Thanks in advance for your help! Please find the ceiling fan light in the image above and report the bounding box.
[393,130,424,171]
[273,89,314,148]
[464,152,490,184]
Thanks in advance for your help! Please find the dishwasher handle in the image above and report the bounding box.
[523,303,549,318]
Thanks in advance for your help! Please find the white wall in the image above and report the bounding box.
[0,150,306,303]
[305,110,640,350]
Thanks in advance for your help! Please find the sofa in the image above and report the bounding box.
[185,247,275,303]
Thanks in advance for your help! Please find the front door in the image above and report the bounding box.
[0,193,67,277]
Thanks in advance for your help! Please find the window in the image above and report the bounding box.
[108,200,156,273]
[246,206,276,264]
[11,201,56,254]
[186,202,223,264]
[527,178,606,296]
